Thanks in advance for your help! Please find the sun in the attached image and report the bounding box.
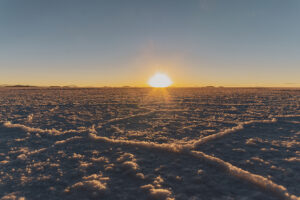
[148,73,173,88]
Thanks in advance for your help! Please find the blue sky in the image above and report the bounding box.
[0,0,299,86]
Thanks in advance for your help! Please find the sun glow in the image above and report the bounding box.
[148,73,173,88]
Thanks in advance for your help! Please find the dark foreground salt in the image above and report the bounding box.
[0,88,299,200]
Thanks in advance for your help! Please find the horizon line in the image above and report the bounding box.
[1,84,300,89]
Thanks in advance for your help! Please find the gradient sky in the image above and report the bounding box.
[1,0,300,87]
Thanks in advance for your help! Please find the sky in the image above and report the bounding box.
[0,0,300,87]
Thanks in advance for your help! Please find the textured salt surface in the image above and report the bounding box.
[0,87,299,200]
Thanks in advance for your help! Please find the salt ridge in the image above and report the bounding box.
[1,116,299,200]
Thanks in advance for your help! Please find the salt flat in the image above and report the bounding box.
[0,87,299,200]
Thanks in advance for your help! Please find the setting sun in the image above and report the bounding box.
[148,73,173,88]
